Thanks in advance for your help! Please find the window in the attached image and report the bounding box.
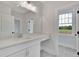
[59,13,72,34]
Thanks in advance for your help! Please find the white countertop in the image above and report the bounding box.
[0,34,50,49]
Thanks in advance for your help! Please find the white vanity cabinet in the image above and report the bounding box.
[9,43,40,57]
[0,34,49,57]
[0,39,40,57]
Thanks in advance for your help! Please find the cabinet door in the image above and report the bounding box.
[1,15,14,35]
[28,42,40,57]
[8,49,29,57]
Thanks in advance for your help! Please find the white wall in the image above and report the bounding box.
[42,2,78,34]
[42,5,55,34]
[0,3,12,37]
[0,3,11,15]
[41,4,59,55]
[41,2,79,55]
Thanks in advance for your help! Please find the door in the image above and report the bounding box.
[76,9,79,56]
[57,8,77,57]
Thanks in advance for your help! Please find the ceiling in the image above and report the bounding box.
[41,1,79,8]
[0,1,43,14]
[0,1,30,14]
[41,1,78,5]
[0,1,79,14]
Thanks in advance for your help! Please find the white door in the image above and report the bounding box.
[57,9,77,57]
[76,9,79,56]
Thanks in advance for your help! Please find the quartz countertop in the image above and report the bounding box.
[0,34,50,49]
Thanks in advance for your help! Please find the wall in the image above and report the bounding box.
[42,5,55,34]
[41,2,79,55]
[0,3,12,37]
[0,3,11,15]
[41,4,59,55]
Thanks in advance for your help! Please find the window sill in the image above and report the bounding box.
[58,33,74,36]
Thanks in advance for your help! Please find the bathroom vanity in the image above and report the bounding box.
[0,34,50,57]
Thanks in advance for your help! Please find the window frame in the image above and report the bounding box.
[57,9,76,35]
[59,12,72,26]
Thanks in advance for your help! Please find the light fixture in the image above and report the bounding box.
[17,1,37,13]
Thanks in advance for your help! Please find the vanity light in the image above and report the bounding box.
[17,1,37,12]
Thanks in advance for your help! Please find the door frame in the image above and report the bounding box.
[56,6,79,56]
